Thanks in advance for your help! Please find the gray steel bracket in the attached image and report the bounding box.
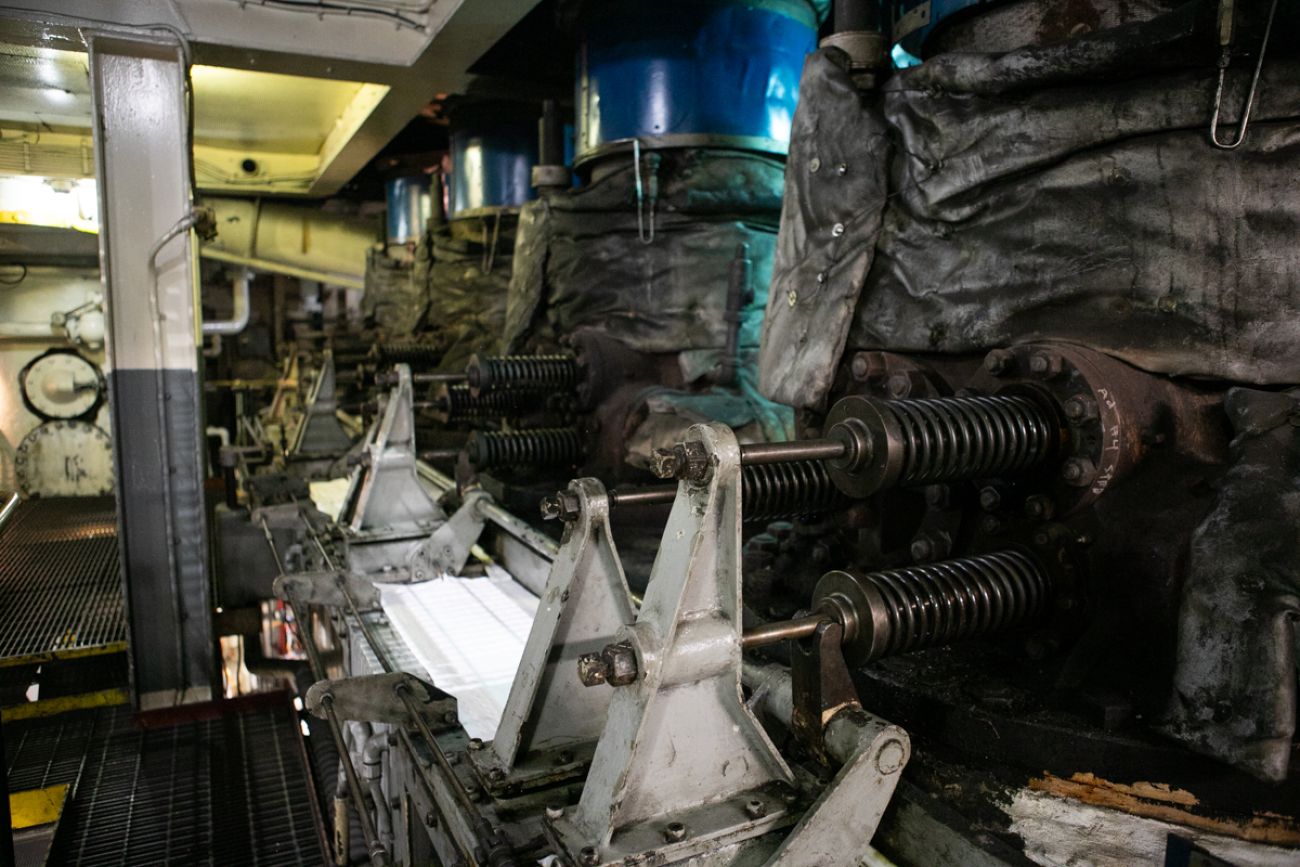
[470,478,636,796]
[305,672,459,729]
[765,708,910,866]
[272,569,388,611]
[339,364,443,538]
[405,488,491,579]
[549,423,796,866]
[289,351,353,457]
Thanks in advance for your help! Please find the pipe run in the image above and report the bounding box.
[202,268,252,336]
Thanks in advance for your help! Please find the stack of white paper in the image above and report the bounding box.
[379,575,539,741]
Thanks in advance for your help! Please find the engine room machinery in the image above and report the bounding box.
[208,0,1300,865]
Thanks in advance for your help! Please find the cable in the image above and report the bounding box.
[234,0,426,30]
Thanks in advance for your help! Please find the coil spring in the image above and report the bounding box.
[886,394,1054,485]
[470,354,579,393]
[440,385,537,423]
[859,550,1050,660]
[468,428,584,468]
[376,342,443,366]
[742,461,844,522]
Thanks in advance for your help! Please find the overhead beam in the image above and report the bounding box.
[304,0,541,196]
[1,0,546,197]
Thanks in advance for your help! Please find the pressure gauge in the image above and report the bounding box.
[18,349,105,421]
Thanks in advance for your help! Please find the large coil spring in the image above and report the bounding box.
[468,428,584,469]
[853,550,1051,661]
[886,394,1054,485]
[742,461,844,522]
[375,342,443,367]
[438,384,538,423]
[468,354,579,393]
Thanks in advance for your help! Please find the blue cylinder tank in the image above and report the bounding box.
[574,0,817,166]
[448,111,538,218]
[385,175,432,245]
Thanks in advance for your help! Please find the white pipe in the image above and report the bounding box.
[0,322,61,340]
[202,248,365,291]
[203,268,252,336]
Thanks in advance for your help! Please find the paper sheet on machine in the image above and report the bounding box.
[379,573,539,742]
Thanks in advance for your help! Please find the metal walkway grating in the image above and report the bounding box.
[0,496,125,661]
[5,694,326,866]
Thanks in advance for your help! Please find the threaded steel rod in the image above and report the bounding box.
[739,439,846,465]
[741,613,827,650]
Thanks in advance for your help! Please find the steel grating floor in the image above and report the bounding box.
[4,693,326,866]
[0,496,125,662]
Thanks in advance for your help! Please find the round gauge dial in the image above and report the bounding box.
[14,421,114,497]
[19,349,105,421]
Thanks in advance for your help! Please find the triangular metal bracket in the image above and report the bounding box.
[470,478,636,794]
[550,423,795,865]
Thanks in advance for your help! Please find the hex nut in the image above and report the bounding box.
[663,822,688,843]
[651,442,709,482]
[1061,457,1097,487]
[579,845,599,866]
[545,804,564,820]
[1028,352,1064,379]
[744,798,767,819]
[602,641,639,687]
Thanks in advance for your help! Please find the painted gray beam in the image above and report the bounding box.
[89,33,216,707]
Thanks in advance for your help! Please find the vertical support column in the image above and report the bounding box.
[89,35,215,705]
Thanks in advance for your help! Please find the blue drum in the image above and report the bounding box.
[574,0,817,165]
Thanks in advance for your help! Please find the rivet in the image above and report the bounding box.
[831,222,845,237]
[809,157,821,173]
[836,163,847,175]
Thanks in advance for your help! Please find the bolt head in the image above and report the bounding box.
[487,768,505,782]
[576,652,609,687]
[1061,457,1096,487]
[545,804,564,820]
[910,537,934,562]
[663,822,688,843]
[1023,495,1055,520]
[849,352,873,381]
[983,349,1014,376]
[1063,395,1097,422]
[468,738,483,751]
[650,447,682,479]
[978,487,1001,511]
[886,372,912,398]
[876,739,907,775]
[1028,352,1064,379]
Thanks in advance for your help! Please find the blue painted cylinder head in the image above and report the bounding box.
[574,0,817,166]
[385,175,432,245]
[448,110,538,218]
[892,0,990,57]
